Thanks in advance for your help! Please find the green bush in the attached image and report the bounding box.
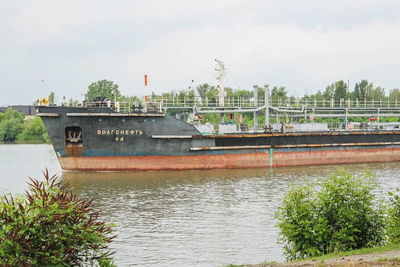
[276,170,385,260]
[387,189,400,244]
[0,108,24,142]
[16,116,49,143]
[0,170,115,266]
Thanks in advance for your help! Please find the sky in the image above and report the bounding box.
[1,0,400,105]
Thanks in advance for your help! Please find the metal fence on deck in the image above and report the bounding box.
[67,97,400,113]
[147,96,400,109]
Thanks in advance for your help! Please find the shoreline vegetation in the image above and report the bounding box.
[0,108,49,144]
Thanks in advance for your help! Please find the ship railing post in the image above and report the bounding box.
[312,108,315,124]
[377,108,380,129]
[264,84,270,128]
[253,85,258,132]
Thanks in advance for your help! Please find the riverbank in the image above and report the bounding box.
[0,140,49,144]
[231,245,400,267]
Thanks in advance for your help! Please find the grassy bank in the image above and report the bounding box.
[291,244,400,263]
[226,244,400,267]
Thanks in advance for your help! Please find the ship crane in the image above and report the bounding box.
[215,59,226,122]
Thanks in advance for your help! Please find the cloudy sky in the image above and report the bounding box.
[1,0,400,105]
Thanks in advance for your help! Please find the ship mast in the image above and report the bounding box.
[215,59,226,107]
[215,59,226,123]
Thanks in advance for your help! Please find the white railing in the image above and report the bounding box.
[147,96,400,109]
[64,97,400,113]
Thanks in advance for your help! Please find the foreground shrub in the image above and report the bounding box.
[16,116,49,143]
[387,189,400,244]
[276,169,385,260]
[0,170,115,266]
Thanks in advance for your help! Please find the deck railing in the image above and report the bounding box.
[56,98,400,133]
[146,96,400,109]
[65,97,400,113]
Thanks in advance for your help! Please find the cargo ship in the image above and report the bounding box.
[37,61,400,171]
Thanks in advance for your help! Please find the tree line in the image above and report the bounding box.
[75,79,400,104]
[150,79,400,103]
[0,109,48,143]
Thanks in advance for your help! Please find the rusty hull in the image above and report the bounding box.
[59,146,400,171]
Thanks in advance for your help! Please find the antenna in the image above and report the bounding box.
[215,59,226,107]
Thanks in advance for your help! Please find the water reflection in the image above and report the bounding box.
[61,163,400,267]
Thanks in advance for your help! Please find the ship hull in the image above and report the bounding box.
[58,146,400,171]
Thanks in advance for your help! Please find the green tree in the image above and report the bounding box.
[225,87,234,97]
[334,80,348,100]
[232,89,252,98]
[48,92,55,105]
[16,116,48,143]
[196,83,211,98]
[370,86,386,100]
[119,95,140,103]
[354,80,374,100]
[0,108,25,142]
[276,170,384,260]
[323,81,347,100]
[389,88,400,100]
[271,86,288,101]
[0,170,115,266]
[85,80,121,101]
[323,83,335,99]
[205,86,219,100]
[310,90,324,102]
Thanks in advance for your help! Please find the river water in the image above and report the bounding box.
[1,144,400,266]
